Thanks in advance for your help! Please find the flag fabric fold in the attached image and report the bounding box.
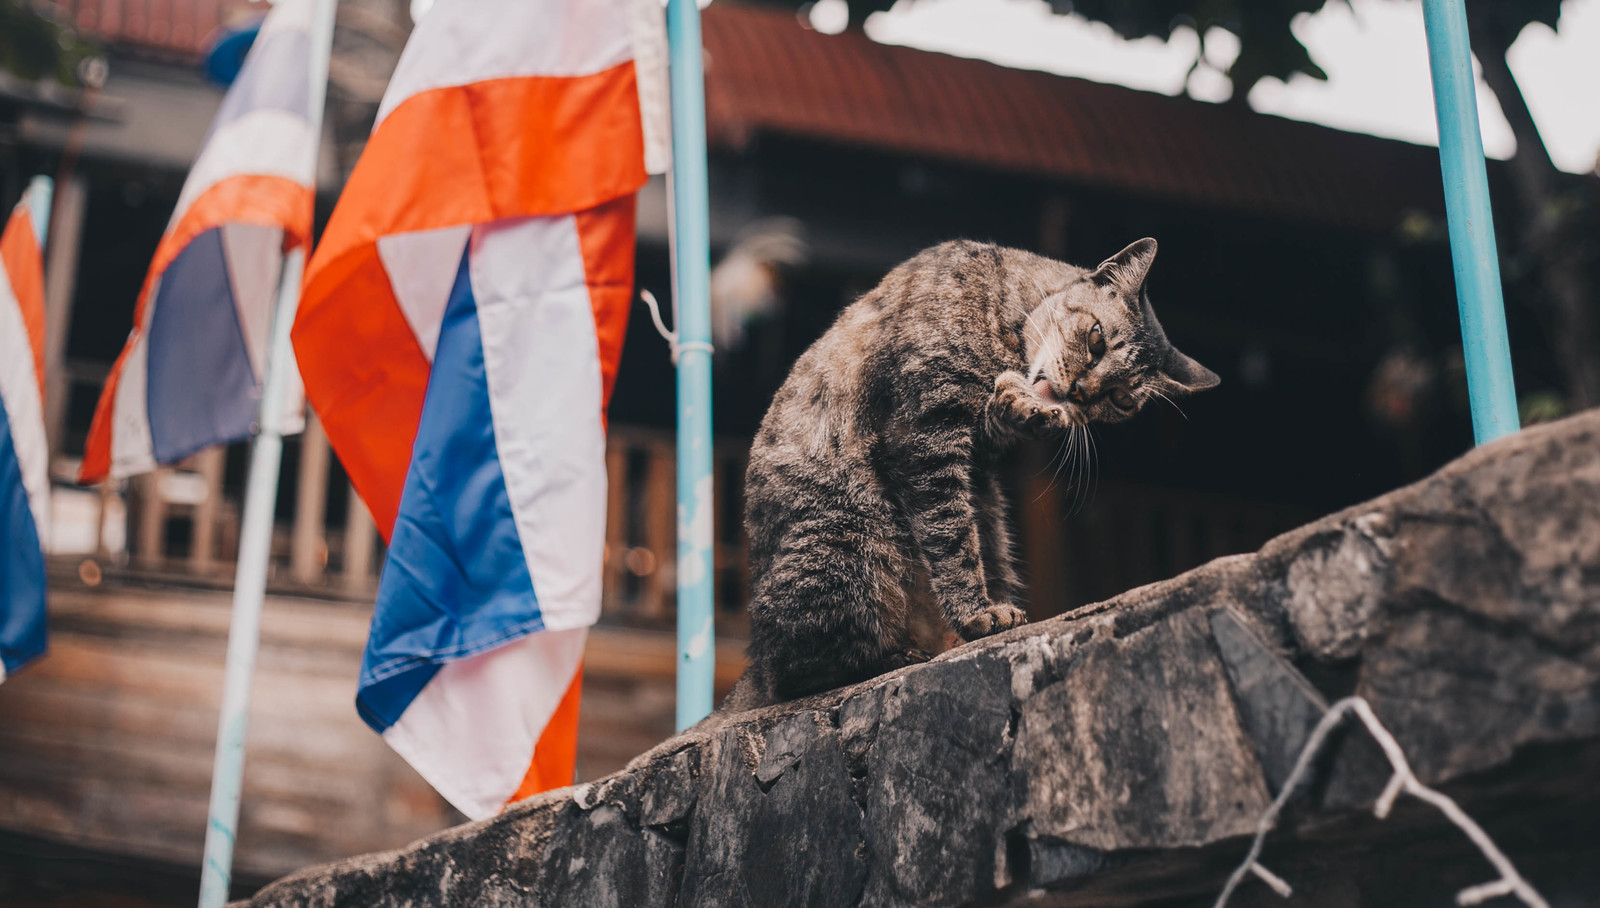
[79,0,320,483]
[294,0,649,818]
[1,183,51,681]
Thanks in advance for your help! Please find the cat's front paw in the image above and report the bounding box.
[954,602,1029,640]
[989,371,1071,438]
[993,369,1031,395]
[990,371,1034,413]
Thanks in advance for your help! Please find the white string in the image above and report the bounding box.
[640,288,713,364]
[1214,696,1549,908]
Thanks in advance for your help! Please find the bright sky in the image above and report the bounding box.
[851,0,1600,174]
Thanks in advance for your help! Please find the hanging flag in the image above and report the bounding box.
[79,0,319,483]
[1,181,51,682]
[293,0,661,818]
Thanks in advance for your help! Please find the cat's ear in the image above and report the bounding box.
[1158,346,1221,394]
[1091,238,1157,292]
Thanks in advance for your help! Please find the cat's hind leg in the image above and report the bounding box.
[746,515,925,701]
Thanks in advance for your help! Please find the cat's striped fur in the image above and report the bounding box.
[725,238,1218,709]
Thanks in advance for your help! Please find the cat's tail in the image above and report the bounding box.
[719,666,777,713]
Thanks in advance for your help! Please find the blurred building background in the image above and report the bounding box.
[0,0,1584,904]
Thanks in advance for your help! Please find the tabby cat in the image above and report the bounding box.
[724,238,1218,709]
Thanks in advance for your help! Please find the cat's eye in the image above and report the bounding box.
[1110,388,1136,410]
[1088,324,1106,360]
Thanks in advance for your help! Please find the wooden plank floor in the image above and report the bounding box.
[0,580,747,885]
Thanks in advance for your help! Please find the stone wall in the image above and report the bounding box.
[244,411,1600,907]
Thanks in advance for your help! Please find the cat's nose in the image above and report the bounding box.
[1067,380,1085,403]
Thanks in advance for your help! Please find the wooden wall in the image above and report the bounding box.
[0,578,746,887]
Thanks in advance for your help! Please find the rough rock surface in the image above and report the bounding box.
[244,412,1600,907]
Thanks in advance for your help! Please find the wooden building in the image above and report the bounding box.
[0,1,1535,903]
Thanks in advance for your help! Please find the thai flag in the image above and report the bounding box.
[1,181,51,682]
[79,0,320,483]
[293,0,656,818]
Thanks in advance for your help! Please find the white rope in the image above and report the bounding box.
[1214,696,1549,908]
[640,288,714,364]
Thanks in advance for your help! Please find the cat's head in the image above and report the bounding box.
[1022,238,1219,425]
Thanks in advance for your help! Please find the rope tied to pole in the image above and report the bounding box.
[641,288,714,363]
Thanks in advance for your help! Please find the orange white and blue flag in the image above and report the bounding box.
[80,0,319,483]
[1,181,51,681]
[293,0,658,817]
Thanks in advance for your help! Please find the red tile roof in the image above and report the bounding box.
[46,0,1447,231]
[44,0,260,62]
[701,2,1448,232]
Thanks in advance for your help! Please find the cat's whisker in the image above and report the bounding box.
[1021,306,1054,383]
[1032,449,1058,484]
[1041,445,1064,491]
[1065,431,1081,516]
[1052,429,1074,487]
[1068,425,1090,516]
[1170,398,1188,419]
[1036,304,1075,385]
[1085,425,1101,511]
[1078,427,1094,514]
[1068,428,1081,514]
[1055,427,1074,482]
[1035,431,1065,478]
[1034,433,1071,502]
[1147,386,1188,419]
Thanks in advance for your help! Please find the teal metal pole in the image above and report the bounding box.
[1421,0,1519,444]
[25,176,53,248]
[666,0,716,730]
[196,0,334,903]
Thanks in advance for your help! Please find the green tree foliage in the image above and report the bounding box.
[0,0,97,85]
[1457,0,1600,409]
[771,0,1599,409]
[1042,0,1329,101]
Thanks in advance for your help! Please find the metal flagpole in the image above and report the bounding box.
[196,0,335,902]
[665,0,716,730]
[25,176,54,249]
[1420,0,1519,444]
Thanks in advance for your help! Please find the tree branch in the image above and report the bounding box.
[1464,3,1557,226]
[1461,3,1600,408]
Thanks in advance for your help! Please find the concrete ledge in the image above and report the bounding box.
[244,411,1600,907]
